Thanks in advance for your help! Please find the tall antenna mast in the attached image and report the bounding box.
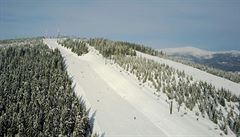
[57,28,60,38]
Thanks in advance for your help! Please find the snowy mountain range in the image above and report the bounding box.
[2,38,239,137]
[162,47,240,72]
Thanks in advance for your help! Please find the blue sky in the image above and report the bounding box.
[0,0,240,51]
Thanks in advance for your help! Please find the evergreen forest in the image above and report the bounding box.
[0,40,93,137]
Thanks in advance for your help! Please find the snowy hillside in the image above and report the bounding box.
[44,39,238,137]
[138,52,240,95]
[137,51,240,96]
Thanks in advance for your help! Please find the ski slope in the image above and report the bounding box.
[44,39,234,137]
[137,52,240,96]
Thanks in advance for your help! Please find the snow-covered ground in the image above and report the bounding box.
[44,39,234,137]
[137,52,240,96]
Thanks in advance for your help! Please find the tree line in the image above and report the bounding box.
[58,39,89,56]
[87,38,240,84]
[88,38,165,58]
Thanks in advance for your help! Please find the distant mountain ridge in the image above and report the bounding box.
[162,47,240,72]
[162,47,213,59]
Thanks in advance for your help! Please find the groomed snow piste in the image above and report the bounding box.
[44,39,236,137]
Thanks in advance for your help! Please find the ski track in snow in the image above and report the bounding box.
[137,52,240,96]
[44,39,234,137]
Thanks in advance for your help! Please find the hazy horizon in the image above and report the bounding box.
[1,0,240,51]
